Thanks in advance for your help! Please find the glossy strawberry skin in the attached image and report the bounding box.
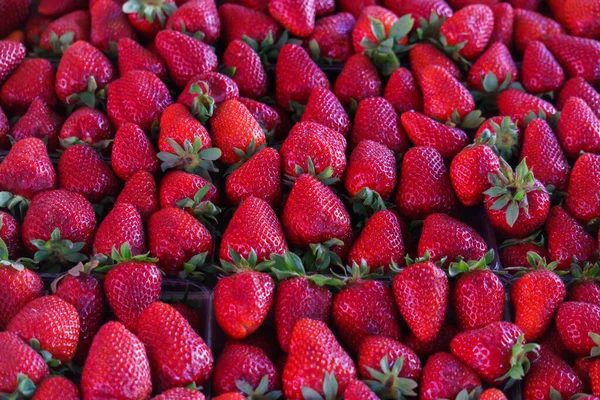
[159,103,212,152]
[351,97,408,154]
[59,107,113,147]
[545,34,600,86]
[10,99,63,151]
[409,43,462,81]
[352,5,400,54]
[159,170,218,211]
[557,77,600,119]
[556,301,600,355]
[0,41,26,86]
[546,206,597,270]
[114,170,159,222]
[117,37,167,80]
[89,0,136,52]
[0,212,22,258]
[418,65,475,122]
[467,42,518,92]
[557,96,600,158]
[384,67,423,114]
[384,0,453,28]
[218,4,282,45]
[222,40,267,100]
[566,153,600,224]
[154,388,206,400]
[0,331,49,393]
[39,10,89,51]
[451,144,500,206]
[525,346,583,400]
[521,40,565,94]
[420,352,481,400]
[358,335,421,380]
[439,4,494,61]
[0,266,44,330]
[269,0,316,37]
[301,87,351,136]
[111,123,159,181]
[225,148,281,207]
[344,379,379,399]
[0,58,56,116]
[306,12,355,63]
[32,376,80,400]
[453,268,504,331]
[177,71,240,110]
[166,0,221,44]
[93,202,146,256]
[344,140,396,200]
[333,54,381,107]
[513,9,564,54]
[497,89,558,129]
[499,242,547,269]
[238,97,291,140]
[490,3,514,49]
[569,280,600,307]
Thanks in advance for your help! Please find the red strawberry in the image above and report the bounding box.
[111,123,159,181]
[158,170,219,220]
[395,147,457,220]
[114,170,159,222]
[351,97,408,154]
[0,264,43,331]
[55,40,115,105]
[155,30,218,87]
[490,3,514,49]
[0,212,22,258]
[32,376,80,400]
[93,203,146,256]
[522,40,565,94]
[525,346,584,400]
[25,13,53,47]
[556,301,600,355]
[300,87,350,136]
[0,332,49,395]
[212,343,279,395]
[81,322,152,400]
[276,44,330,110]
[90,0,137,53]
[520,118,570,191]
[166,0,220,44]
[467,42,518,92]
[344,140,396,202]
[283,319,357,398]
[546,206,597,270]
[384,0,453,28]
[59,107,112,148]
[420,352,481,400]
[117,37,167,79]
[384,67,422,114]
[154,388,206,399]
[0,41,25,86]
[338,0,377,18]
[7,295,80,364]
[344,380,379,399]
[405,323,458,357]
[450,321,537,384]
[122,0,176,38]
[239,97,291,140]
[557,96,600,158]
[333,53,381,107]
[401,111,469,162]
[0,1,30,39]
[439,4,494,61]
[557,77,600,118]
[38,0,85,16]
[392,260,449,342]
[170,303,202,334]
[269,0,315,37]
[0,58,56,116]
[107,70,173,132]
[218,4,282,45]
[10,99,63,151]
[305,12,355,63]
[223,40,267,100]
[0,106,9,149]
[39,10,90,54]
[569,264,600,307]
[497,89,557,129]
[513,9,564,54]
[564,0,600,39]
[566,153,600,224]
[409,43,461,81]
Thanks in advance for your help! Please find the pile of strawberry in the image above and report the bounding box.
[1,0,600,398]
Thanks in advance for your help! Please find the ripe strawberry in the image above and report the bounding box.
[333,53,381,107]
[25,13,52,47]
[269,0,315,37]
[0,212,22,258]
[344,140,396,202]
[239,97,291,140]
[218,4,282,45]
[81,322,152,400]
[155,30,218,87]
[59,107,113,148]
[148,208,213,276]
[384,67,422,114]
[158,170,219,219]
[480,388,508,399]
[497,89,557,130]
[564,0,600,39]
[90,0,137,53]
[338,0,376,18]
[392,260,449,342]
[154,388,206,400]
[527,347,583,399]
[111,123,159,181]
[521,40,565,94]
[490,3,514,49]
[39,10,90,54]
[420,352,481,400]
[591,359,600,396]
[114,170,159,222]
[0,58,56,116]
[409,43,461,81]
[439,5,494,61]
[351,97,408,154]
[283,318,357,398]
[556,302,600,355]
[557,77,600,118]
[499,235,547,270]
[276,44,330,110]
[450,141,500,206]
[107,70,173,132]
[467,42,518,92]
[7,295,80,364]
[222,40,267,100]
[282,174,354,261]
[451,321,537,384]
[0,263,43,331]
[177,71,239,123]
[343,380,378,399]
[210,99,266,165]
[546,206,597,270]
[10,100,63,151]
[0,332,49,395]
[557,96,600,158]
[305,12,355,63]
[395,147,457,220]
[94,203,146,256]
[314,0,334,16]
[117,37,167,80]
[38,0,85,16]
[569,264,600,307]
[0,40,26,86]
[122,0,176,38]
[405,323,458,357]
[513,9,564,54]
[520,119,570,191]
[566,153,600,224]
[32,376,80,400]
[384,0,453,28]
[166,0,220,44]
[401,111,469,162]
[0,106,9,149]
[300,87,350,136]
[213,343,279,395]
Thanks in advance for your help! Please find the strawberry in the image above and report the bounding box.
[557,96,600,158]
[484,158,551,239]
[155,30,218,87]
[210,99,266,165]
[239,97,291,140]
[450,140,500,206]
[500,234,548,268]
[384,67,423,114]
[564,0,600,39]
[333,53,381,107]
[7,295,80,364]
[569,264,600,307]
[344,140,396,202]
[93,203,146,256]
[38,0,86,17]
[218,4,282,45]
[122,0,176,38]
[344,380,379,399]
[166,0,220,44]
[0,1,30,38]
[546,206,597,270]
[107,70,173,132]
[566,153,600,224]
[223,40,267,100]
[213,343,279,395]
[25,13,52,47]
[269,0,315,37]
[299,87,350,136]
[111,123,159,181]
[497,89,557,130]
[405,323,458,357]
[420,352,481,400]
[409,43,461,81]
[0,332,49,396]
[556,301,600,355]
[401,111,469,162]
[384,0,453,28]
[170,303,202,334]
[0,264,43,330]
[158,170,219,220]
[81,322,152,400]
[395,147,457,220]
[148,208,213,276]
[177,71,239,123]
[528,349,585,400]
[490,3,514,49]
[39,10,89,54]
[32,376,80,400]
[283,318,357,398]
[392,259,449,342]
[280,121,347,180]
[276,44,330,110]
[282,174,354,262]
[0,106,9,149]
[520,118,570,191]
[557,77,600,118]
[591,359,600,396]
[59,107,112,149]
[439,5,494,61]
[306,12,355,63]
[513,9,564,54]
[467,42,518,92]
[450,321,538,385]
[153,388,206,400]
[90,0,137,53]
[333,272,402,353]
[0,58,56,116]
[117,37,167,80]
[0,41,25,86]
[0,212,22,258]
[351,97,408,154]
[58,144,118,203]
[480,388,508,399]
[114,170,159,222]
[338,0,377,18]
[138,302,213,391]
[10,100,63,151]
[522,40,565,94]
[55,40,115,105]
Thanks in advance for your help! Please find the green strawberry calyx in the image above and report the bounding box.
[471,72,521,112]
[30,228,88,266]
[447,109,485,130]
[30,338,61,368]
[0,191,30,222]
[448,249,495,277]
[243,31,289,66]
[122,0,177,27]
[180,252,208,281]
[301,372,340,400]
[5,373,37,400]
[227,138,266,175]
[176,22,205,41]
[188,82,216,124]
[498,230,545,250]
[332,260,385,284]
[94,242,158,274]
[291,157,339,186]
[413,11,446,43]
[0,235,36,272]
[523,108,561,130]
[48,30,75,55]
[588,332,600,359]
[478,116,519,161]
[301,239,345,274]
[268,251,343,288]
[219,247,272,275]
[176,184,221,229]
[364,355,418,399]
[66,76,106,109]
[402,250,446,269]
[454,387,483,400]
[505,251,566,277]
[49,256,107,293]
[571,261,600,282]
[157,137,222,182]
[351,187,392,219]
[497,334,540,389]
[237,374,283,400]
